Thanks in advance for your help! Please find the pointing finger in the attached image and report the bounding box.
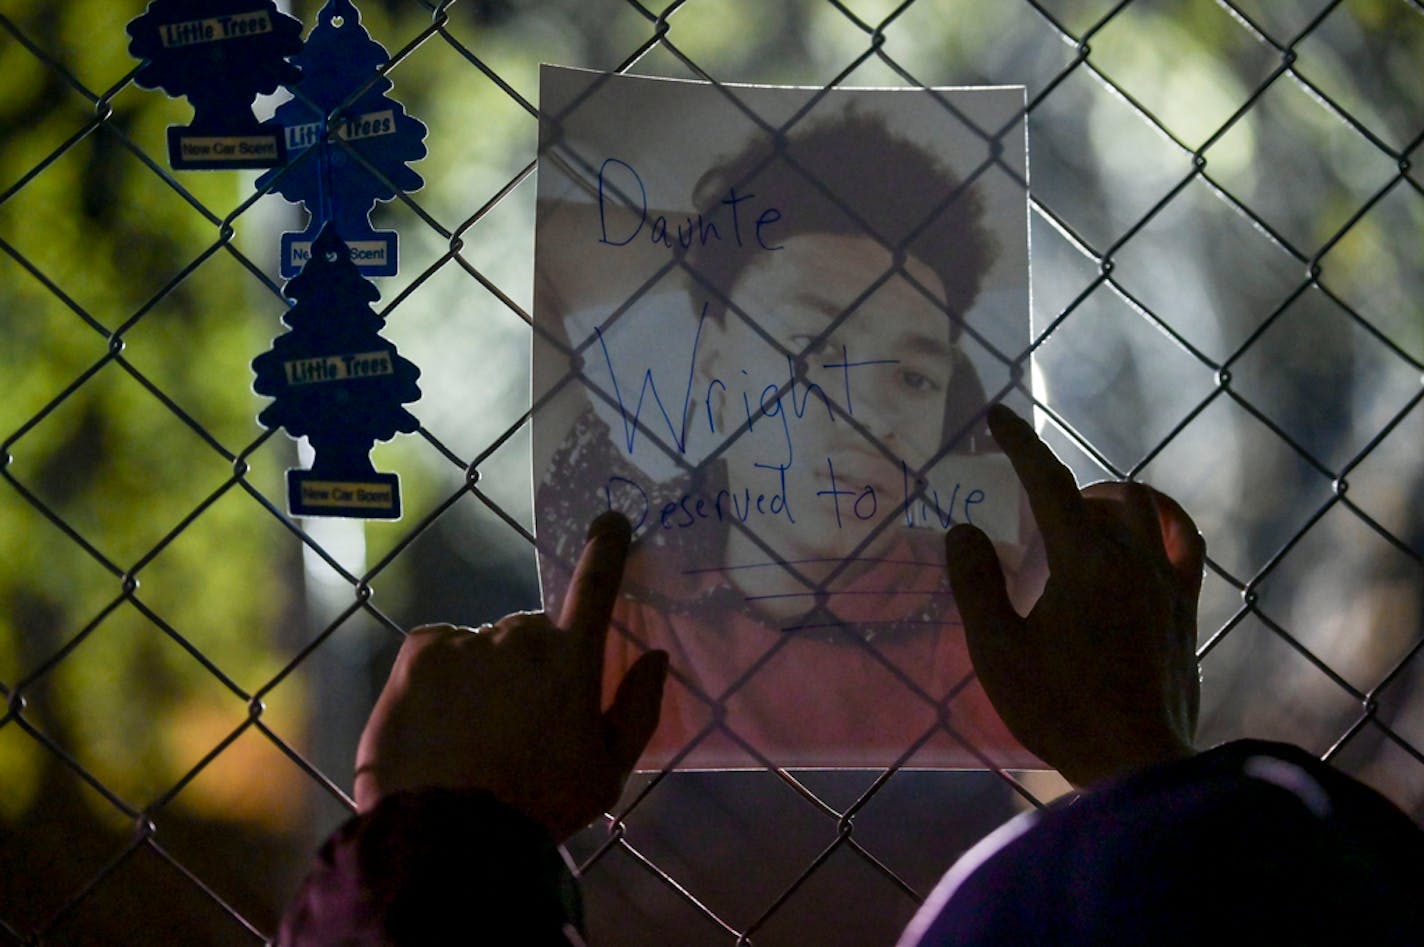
[988,404,1087,576]
[945,523,1023,667]
[559,510,633,674]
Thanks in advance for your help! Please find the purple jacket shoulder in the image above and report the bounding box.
[900,739,1424,946]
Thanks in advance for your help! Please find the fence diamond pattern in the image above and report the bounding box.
[1,0,1420,943]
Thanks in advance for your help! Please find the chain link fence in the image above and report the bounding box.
[2,0,1421,943]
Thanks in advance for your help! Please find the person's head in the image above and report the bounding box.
[684,110,998,570]
[687,108,996,333]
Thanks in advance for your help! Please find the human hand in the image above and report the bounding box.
[945,405,1204,788]
[353,511,668,841]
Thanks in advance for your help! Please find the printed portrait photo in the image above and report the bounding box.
[533,67,1041,768]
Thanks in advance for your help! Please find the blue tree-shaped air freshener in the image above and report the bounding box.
[252,224,421,519]
[127,0,303,169]
[256,0,427,277]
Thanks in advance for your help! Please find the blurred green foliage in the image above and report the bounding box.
[0,0,308,826]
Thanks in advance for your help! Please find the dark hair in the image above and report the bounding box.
[687,108,997,452]
[686,108,997,331]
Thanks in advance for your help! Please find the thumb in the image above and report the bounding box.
[945,524,1021,665]
[1150,488,1206,599]
[603,650,669,772]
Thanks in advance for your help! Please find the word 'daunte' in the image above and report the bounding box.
[597,158,783,252]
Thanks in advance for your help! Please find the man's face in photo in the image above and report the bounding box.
[698,231,959,572]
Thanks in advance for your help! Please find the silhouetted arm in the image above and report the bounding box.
[279,512,667,945]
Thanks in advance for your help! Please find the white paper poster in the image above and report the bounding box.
[533,66,1041,768]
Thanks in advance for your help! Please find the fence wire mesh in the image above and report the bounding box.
[1,0,1421,943]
